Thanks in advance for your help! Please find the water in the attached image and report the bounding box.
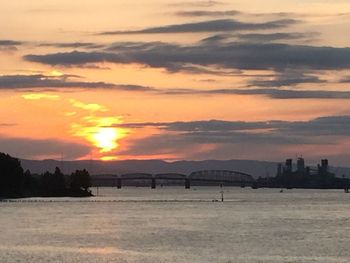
[1,187,350,262]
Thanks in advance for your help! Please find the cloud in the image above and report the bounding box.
[160,87,350,99]
[248,71,326,87]
[39,42,104,49]
[340,76,350,83]
[235,32,318,43]
[169,1,225,7]
[99,18,297,35]
[119,115,350,154]
[0,40,22,46]
[124,116,350,137]
[175,10,240,17]
[2,74,349,100]
[0,40,22,53]
[174,116,350,137]
[24,41,350,71]
[0,123,16,127]
[0,136,91,160]
[199,32,318,45]
[0,74,154,91]
[121,119,282,131]
[117,115,350,160]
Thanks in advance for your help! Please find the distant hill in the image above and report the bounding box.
[20,159,350,178]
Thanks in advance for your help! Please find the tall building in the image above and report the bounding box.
[319,159,329,176]
[321,159,328,171]
[285,159,293,173]
[277,163,283,176]
[297,157,305,173]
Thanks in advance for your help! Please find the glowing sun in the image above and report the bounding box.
[92,127,119,153]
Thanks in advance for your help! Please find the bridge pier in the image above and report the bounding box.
[151,178,156,189]
[185,178,191,189]
[117,178,122,189]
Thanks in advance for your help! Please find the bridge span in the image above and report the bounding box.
[91,170,255,189]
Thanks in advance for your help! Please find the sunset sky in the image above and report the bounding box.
[1,0,350,165]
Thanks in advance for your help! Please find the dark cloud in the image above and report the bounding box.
[199,33,232,43]
[105,41,175,52]
[199,32,318,44]
[281,115,350,136]
[175,10,240,17]
[0,40,22,53]
[161,87,350,99]
[203,88,350,99]
[118,115,350,160]
[235,32,318,42]
[340,76,350,83]
[24,41,350,71]
[2,74,349,100]
[24,51,120,66]
[0,74,154,91]
[0,136,91,160]
[39,42,104,49]
[249,71,326,87]
[120,115,350,148]
[0,40,22,46]
[121,119,284,131]
[99,18,297,35]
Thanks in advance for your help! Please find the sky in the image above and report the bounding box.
[1,0,350,165]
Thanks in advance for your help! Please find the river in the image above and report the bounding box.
[0,187,349,262]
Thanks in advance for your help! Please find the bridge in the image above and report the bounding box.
[91,170,255,189]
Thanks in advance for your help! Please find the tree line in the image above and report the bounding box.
[0,152,92,198]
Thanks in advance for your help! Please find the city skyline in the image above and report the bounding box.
[1,1,350,165]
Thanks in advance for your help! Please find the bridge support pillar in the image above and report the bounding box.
[117,178,122,189]
[151,178,156,189]
[185,178,191,189]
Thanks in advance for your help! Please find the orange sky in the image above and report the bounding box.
[1,0,350,164]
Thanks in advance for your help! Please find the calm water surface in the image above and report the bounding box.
[1,187,350,263]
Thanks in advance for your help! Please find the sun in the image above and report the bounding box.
[92,127,119,153]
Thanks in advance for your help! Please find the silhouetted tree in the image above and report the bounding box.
[40,167,66,196]
[22,169,40,196]
[0,153,24,197]
[70,169,92,196]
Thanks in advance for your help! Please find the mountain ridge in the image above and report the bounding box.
[20,159,350,178]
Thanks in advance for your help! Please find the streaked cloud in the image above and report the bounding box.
[248,71,326,87]
[175,10,240,17]
[99,18,297,35]
[117,115,350,160]
[235,32,318,43]
[0,74,154,91]
[24,41,350,71]
[121,116,350,137]
[0,40,22,46]
[169,1,225,7]
[0,135,91,160]
[3,73,350,100]
[160,88,350,99]
[38,42,104,49]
